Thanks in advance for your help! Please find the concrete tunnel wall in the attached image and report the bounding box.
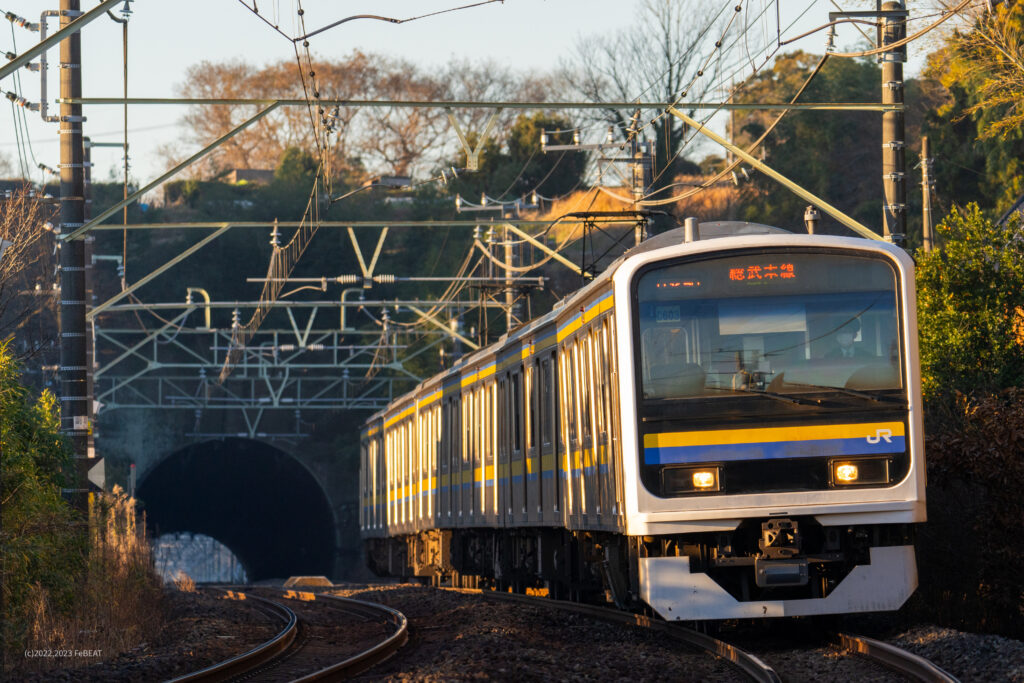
[136,438,337,581]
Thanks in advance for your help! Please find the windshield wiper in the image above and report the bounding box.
[774,380,906,405]
[702,385,823,406]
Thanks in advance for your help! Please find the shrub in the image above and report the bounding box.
[915,203,1024,402]
[914,390,1024,638]
[1,342,83,666]
[1,345,164,674]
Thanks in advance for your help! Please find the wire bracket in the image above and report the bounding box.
[446,108,501,172]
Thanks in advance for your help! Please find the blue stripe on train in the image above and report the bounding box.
[644,436,906,465]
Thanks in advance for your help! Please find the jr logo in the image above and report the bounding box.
[866,428,893,444]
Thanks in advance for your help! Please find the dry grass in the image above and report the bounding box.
[524,179,747,244]
[15,486,164,675]
[172,571,197,593]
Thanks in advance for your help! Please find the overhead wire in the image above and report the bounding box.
[598,0,819,206]
[822,0,974,58]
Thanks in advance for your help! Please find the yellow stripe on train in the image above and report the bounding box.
[644,421,905,449]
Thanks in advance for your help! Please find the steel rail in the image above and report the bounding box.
[167,591,298,682]
[837,632,959,682]
[472,590,780,683]
[59,97,903,112]
[293,592,409,681]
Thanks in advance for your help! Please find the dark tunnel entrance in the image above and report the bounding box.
[137,438,336,581]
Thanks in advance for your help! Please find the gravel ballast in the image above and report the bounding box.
[14,581,1024,681]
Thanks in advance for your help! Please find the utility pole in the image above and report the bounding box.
[503,224,514,332]
[881,1,907,243]
[58,0,91,467]
[921,135,934,252]
[83,138,96,465]
[627,109,653,244]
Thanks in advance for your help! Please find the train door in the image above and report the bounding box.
[558,341,577,526]
[605,317,625,530]
[460,389,471,526]
[433,403,442,525]
[360,436,368,533]
[538,353,558,524]
[580,332,597,527]
[439,397,451,526]
[473,385,483,523]
[400,421,409,534]
[497,376,508,526]
[593,320,612,530]
[490,380,501,525]
[480,381,493,525]
[526,361,542,524]
[510,369,526,524]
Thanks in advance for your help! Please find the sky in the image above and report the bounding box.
[0,0,945,187]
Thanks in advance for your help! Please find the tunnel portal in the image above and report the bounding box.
[137,438,336,581]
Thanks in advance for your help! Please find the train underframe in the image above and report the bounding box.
[364,517,917,620]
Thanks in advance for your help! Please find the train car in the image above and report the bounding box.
[360,220,924,621]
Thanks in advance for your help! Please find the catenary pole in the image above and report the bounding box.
[881,1,908,242]
[59,0,90,463]
[921,135,934,252]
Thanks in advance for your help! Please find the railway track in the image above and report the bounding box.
[472,588,958,682]
[470,588,781,682]
[836,632,959,682]
[170,587,408,682]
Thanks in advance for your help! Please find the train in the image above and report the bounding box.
[359,220,924,621]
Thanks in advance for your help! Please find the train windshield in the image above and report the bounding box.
[634,251,904,409]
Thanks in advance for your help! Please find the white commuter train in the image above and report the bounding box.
[359,221,924,621]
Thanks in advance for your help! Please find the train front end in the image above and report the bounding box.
[615,231,924,620]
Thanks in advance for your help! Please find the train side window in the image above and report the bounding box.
[592,325,607,437]
[572,339,583,444]
[512,371,523,453]
[525,364,534,452]
[563,346,577,444]
[581,335,593,442]
[498,377,506,456]
[540,358,553,447]
[463,391,471,466]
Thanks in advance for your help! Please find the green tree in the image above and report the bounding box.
[921,5,1024,218]
[915,204,1024,400]
[1,342,83,658]
[735,52,881,234]
[447,112,588,202]
[273,147,318,187]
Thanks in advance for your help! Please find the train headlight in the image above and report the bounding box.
[692,470,717,489]
[663,466,721,494]
[835,464,859,483]
[830,458,890,487]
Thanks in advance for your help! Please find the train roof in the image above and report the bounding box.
[362,220,883,429]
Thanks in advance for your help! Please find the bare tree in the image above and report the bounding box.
[0,187,59,362]
[561,0,730,190]
[164,53,560,183]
